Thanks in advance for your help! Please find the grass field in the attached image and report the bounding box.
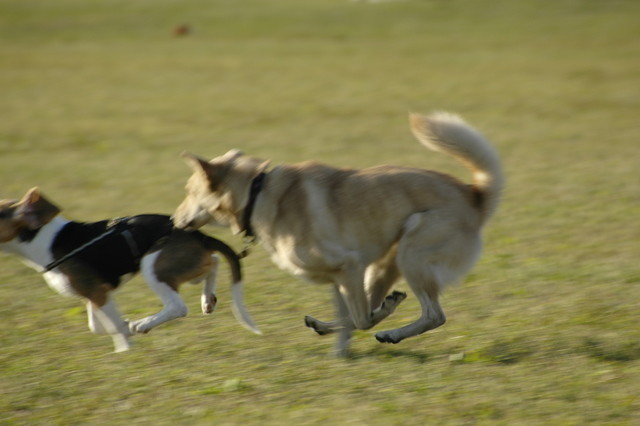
[1,0,639,424]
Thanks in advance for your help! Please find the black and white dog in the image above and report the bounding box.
[0,187,260,352]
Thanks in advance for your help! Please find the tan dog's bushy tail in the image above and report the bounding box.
[409,112,504,223]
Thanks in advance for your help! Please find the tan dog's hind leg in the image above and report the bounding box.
[375,270,445,344]
[365,247,403,316]
[375,211,480,344]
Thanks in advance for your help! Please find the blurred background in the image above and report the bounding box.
[1,0,638,424]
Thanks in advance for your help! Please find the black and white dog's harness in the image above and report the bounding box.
[45,215,174,286]
[44,217,132,272]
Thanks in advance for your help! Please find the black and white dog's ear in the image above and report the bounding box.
[15,187,61,229]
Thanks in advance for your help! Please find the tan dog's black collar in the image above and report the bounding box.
[242,172,266,239]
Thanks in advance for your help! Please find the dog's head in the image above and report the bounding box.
[173,150,269,234]
[0,187,61,242]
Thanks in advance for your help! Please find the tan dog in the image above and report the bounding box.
[173,112,503,356]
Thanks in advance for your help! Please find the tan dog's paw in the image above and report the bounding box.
[389,290,407,303]
[129,319,152,334]
[375,331,401,344]
[377,291,407,312]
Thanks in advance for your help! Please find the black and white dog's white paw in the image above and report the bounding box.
[201,294,218,315]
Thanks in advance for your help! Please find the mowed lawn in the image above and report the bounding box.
[1,0,639,424]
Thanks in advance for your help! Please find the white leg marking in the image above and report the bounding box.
[91,297,132,353]
[201,254,219,315]
[129,252,188,335]
[231,281,261,335]
[87,301,108,335]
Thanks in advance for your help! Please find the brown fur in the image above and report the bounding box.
[153,234,217,290]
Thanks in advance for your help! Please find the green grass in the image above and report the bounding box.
[1,0,639,424]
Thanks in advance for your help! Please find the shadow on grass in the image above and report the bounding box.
[351,346,433,364]
[581,338,640,362]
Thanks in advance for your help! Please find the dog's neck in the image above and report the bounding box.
[1,215,71,271]
[242,172,267,239]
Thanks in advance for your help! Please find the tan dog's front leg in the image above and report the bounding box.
[305,291,406,335]
[332,257,372,332]
[332,285,353,357]
[334,278,406,357]
[305,258,407,356]
[303,286,355,357]
[304,283,353,336]
[336,258,406,331]
[304,316,339,335]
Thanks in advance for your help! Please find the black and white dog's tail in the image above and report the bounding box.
[198,233,262,335]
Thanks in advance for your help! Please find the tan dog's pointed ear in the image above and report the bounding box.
[222,149,244,161]
[181,151,210,172]
[181,152,229,190]
[15,187,61,229]
[258,160,271,173]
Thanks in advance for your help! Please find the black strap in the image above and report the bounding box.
[242,172,266,239]
[44,228,118,272]
[43,217,130,272]
[121,229,140,259]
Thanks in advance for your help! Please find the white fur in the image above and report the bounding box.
[201,254,219,314]
[43,270,77,298]
[91,297,132,353]
[129,252,188,334]
[1,216,79,297]
[2,216,70,270]
[231,281,262,335]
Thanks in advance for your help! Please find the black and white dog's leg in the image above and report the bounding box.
[87,301,107,335]
[201,254,219,315]
[89,297,132,353]
[129,252,188,335]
